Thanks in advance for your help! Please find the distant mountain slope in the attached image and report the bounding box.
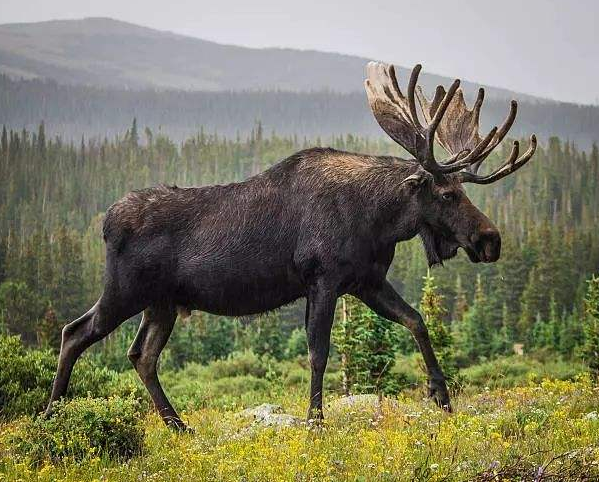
[1,75,597,149]
[0,17,544,103]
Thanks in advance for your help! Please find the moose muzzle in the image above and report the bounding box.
[468,227,501,263]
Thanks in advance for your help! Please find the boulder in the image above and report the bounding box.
[327,394,398,410]
[238,403,302,428]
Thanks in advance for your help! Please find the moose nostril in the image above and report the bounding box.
[479,230,501,261]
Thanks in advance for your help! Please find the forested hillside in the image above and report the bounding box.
[1,75,598,148]
[1,121,598,365]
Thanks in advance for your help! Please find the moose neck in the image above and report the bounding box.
[346,157,424,246]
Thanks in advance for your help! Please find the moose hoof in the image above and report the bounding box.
[165,417,194,434]
[306,407,324,425]
[429,379,452,413]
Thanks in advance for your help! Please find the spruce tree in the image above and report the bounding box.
[492,302,516,356]
[130,118,139,148]
[453,274,468,323]
[461,275,493,362]
[332,295,401,395]
[581,275,599,378]
[249,311,285,360]
[1,125,7,158]
[420,271,458,385]
[36,304,61,348]
[37,121,46,158]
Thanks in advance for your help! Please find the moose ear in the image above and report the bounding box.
[400,170,431,188]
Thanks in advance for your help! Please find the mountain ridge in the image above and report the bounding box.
[0,17,554,104]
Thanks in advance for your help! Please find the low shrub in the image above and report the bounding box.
[389,353,425,388]
[8,396,144,464]
[462,355,585,389]
[282,365,310,388]
[207,350,275,379]
[0,334,143,420]
[285,327,308,359]
[162,367,274,410]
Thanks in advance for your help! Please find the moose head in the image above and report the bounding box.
[365,62,537,267]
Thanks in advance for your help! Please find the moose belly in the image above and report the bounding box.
[175,260,305,316]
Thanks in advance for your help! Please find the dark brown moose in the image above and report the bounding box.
[46,62,537,430]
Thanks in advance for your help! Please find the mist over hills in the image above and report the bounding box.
[0,18,597,147]
[3,74,598,149]
[0,17,550,100]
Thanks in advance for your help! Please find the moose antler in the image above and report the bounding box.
[365,62,537,184]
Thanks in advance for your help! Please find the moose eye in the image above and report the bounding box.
[441,192,455,201]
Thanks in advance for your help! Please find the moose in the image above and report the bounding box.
[46,62,537,430]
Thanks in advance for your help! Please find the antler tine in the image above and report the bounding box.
[365,62,428,161]
[407,64,423,130]
[435,86,496,168]
[427,79,461,139]
[443,149,471,165]
[439,126,498,173]
[469,100,519,174]
[472,88,485,117]
[420,79,460,171]
[459,135,537,184]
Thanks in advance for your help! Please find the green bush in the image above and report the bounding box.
[285,328,307,359]
[161,356,275,410]
[282,365,310,388]
[389,353,425,388]
[462,355,585,389]
[0,334,143,420]
[207,350,275,379]
[165,313,237,369]
[9,396,144,463]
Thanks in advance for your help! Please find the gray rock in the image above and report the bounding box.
[239,403,283,419]
[327,394,398,410]
[257,413,302,428]
[238,403,302,428]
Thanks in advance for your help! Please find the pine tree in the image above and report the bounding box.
[581,275,599,378]
[1,125,7,158]
[51,227,86,322]
[559,309,584,357]
[0,281,45,345]
[453,274,468,322]
[37,121,46,159]
[285,327,307,359]
[36,304,61,348]
[461,275,493,362]
[130,118,139,148]
[421,271,458,385]
[249,311,285,360]
[492,303,516,356]
[332,296,401,395]
[519,266,546,345]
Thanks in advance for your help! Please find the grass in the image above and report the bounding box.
[1,376,599,481]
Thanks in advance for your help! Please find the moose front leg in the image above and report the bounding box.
[304,284,337,421]
[357,280,452,412]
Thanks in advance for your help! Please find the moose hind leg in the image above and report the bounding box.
[127,304,187,431]
[46,295,139,416]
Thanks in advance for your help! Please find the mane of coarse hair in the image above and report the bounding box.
[286,147,418,198]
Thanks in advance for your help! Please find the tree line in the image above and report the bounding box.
[2,74,599,148]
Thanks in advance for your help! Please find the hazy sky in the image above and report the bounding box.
[2,0,597,104]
